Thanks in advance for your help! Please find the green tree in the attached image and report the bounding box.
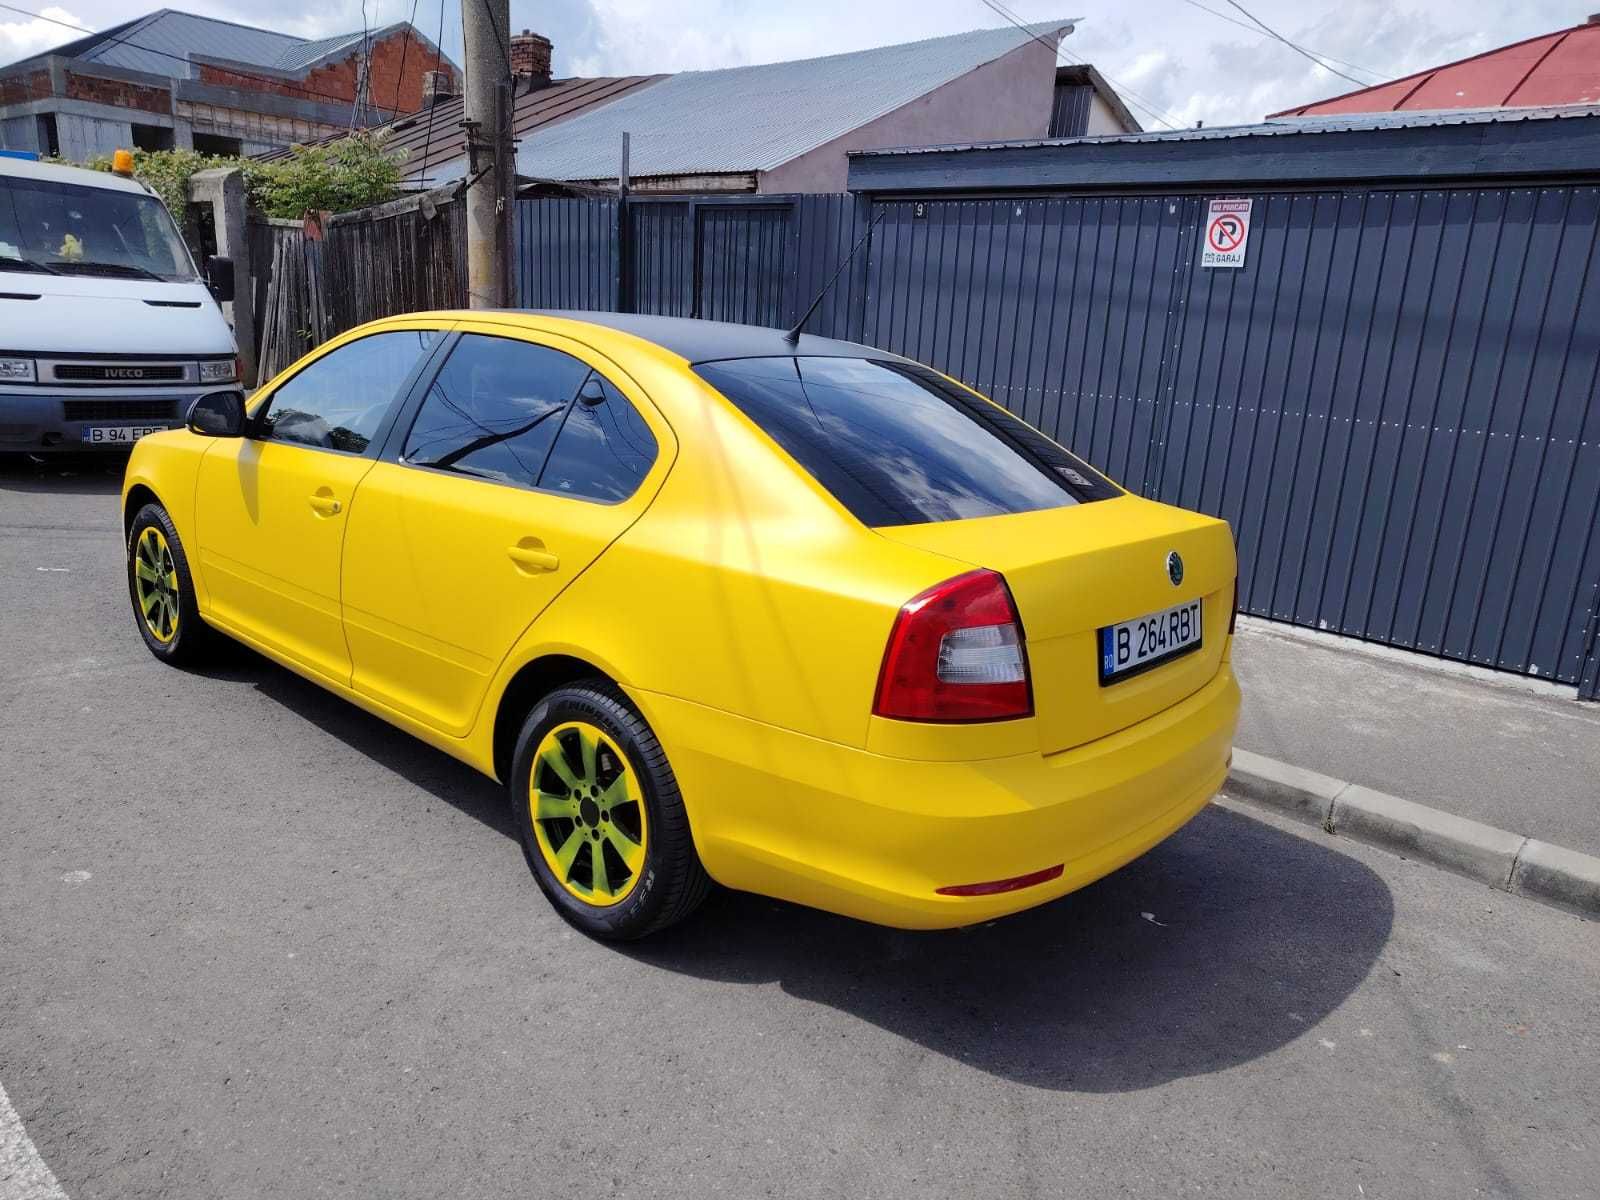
[73,131,405,221]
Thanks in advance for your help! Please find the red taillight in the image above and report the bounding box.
[873,569,1032,722]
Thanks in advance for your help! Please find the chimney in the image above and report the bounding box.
[510,30,553,85]
[422,68,455,108]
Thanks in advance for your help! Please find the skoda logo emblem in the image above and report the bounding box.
[1166,551,1184,587]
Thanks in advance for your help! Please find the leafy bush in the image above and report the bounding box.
[74,132,405,220]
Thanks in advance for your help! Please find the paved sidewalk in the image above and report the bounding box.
[1232,619,1600,859]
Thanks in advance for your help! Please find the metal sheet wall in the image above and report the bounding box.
[863,190,1600,691]
[516,197,619,311]
[511,188,1600,694]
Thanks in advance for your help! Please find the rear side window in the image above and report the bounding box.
[694,356,1117,526]
[402,334,590,486]
[539,376,658,503]
[258,329,441,453]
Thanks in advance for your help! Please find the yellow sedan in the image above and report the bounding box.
[122,312,1240,939]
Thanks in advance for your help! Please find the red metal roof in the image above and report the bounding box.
[1270,20,1600,117]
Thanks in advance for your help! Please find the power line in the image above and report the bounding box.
[0,2,408,118]
[1174,0,1385,81]
[392,0,423,116]
[975,0,1182,130]
[1218,0,1372,87]
[417,0,449,184]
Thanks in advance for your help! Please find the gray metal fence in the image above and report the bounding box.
[512,188,1600,698]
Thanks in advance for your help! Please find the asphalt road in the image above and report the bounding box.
[2,455,1597,1200]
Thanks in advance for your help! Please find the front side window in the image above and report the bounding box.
[0,176,197,281]
[694,356,1118,526]
[257,330,441,453]
[402,334,591,486]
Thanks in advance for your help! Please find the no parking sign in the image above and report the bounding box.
[1201,198,1252,268]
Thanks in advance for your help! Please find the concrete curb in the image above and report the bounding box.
[1227,748,1600,920]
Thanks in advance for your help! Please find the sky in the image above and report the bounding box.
[0,0,1584,128]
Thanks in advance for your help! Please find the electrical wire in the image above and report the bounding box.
[1218,0,1373,87]
[1174,0,1385,82]
[417,0,449,185]
[0,1,406,117]
[975,0,1182,130]
[392,0,423,116]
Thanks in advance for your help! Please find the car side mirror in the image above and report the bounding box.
[187,390,246,437]
[205,255,235,303]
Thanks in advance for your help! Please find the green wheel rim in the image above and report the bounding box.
[133,526,180,645]
[530,720,649,907]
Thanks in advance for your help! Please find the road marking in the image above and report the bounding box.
[0,1079,68,1200]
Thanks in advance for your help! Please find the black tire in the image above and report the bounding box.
[510,679,711,940]
[126,502,215,667]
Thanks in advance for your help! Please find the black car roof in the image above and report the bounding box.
[522,311,904,365]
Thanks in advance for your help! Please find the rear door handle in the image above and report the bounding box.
[308,489,342,516]
[507,540,559,573]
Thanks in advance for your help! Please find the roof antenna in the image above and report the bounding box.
[783,207,886,344]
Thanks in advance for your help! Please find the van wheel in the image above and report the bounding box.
[510,680,711,940]
[126,503,214,667]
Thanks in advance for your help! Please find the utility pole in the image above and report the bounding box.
[461,0,513,308]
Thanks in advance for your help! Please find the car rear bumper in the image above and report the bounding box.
[631,658,1241,930]
[0,388,201,452]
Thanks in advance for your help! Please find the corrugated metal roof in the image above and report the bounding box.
[74,8,307,78]
[1273,20,1600,117]
[513,20,1075,181]
[271,30,372,73]
[850,102,1600,157]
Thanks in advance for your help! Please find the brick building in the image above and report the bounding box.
[0,7,459,160]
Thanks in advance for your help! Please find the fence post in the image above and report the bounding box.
[187,167,257,386]
[1579,577,1600,701]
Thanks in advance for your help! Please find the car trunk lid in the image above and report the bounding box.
[874,494,1236,754]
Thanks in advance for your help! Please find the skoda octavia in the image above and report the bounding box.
[122,312,1241,939]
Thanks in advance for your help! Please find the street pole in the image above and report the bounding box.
[461,0,511,308]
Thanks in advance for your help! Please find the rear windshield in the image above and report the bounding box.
[694,356,1117,526]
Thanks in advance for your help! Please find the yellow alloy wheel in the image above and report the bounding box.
[133,526,180,644]
[530,720,649,906]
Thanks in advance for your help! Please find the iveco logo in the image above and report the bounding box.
[105,367,146,379]
[1166,551,1184,587]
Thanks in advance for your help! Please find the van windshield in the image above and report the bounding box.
[0,175,198,282]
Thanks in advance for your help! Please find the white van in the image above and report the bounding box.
[0,154,240,456]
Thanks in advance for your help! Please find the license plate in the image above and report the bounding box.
[83,425,165,445]
[1099,599,1202,683]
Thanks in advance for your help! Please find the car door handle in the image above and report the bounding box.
[308,490,342,516]
[507,540,559,573]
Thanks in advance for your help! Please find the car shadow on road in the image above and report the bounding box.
[210,648,1394,1096]
[201,643,516,837]
[0,454,126,498]
[626,803,1395,1094]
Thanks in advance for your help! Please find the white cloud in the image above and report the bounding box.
[1,0,1585,126]
[0,6,90,63]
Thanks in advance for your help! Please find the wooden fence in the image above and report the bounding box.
[249,191,467,382]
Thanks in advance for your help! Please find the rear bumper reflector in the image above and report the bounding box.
[936,863,1064,897]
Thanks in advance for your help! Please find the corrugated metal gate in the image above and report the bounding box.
[513,188,1600,697]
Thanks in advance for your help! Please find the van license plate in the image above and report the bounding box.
[83,425,164,445]
[1099,600,1202,684]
